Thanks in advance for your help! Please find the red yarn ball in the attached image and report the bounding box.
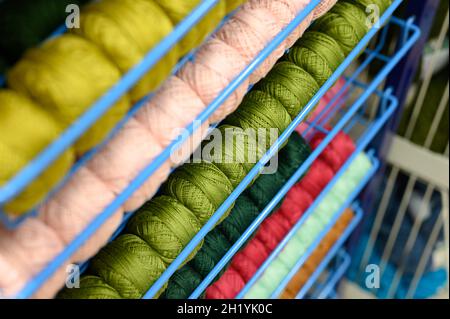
[279,185,315,225]
[297,158,335,198]
[206,266,245,299]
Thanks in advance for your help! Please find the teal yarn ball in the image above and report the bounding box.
[312,2,369,55]
[224,90,292,151]
[161,265,204,299]
[126,195,204,265]
[57,275,122,299]
[286,31,345,86]
[89,234,167,299]
[162,161,235,225]
[255,61,320,119]
[202,124,264,188]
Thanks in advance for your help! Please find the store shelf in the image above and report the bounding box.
[309,250,352,299]
[12,0,421,299]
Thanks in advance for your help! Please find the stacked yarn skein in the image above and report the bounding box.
[160,132,311,299]
[206,130,356,299]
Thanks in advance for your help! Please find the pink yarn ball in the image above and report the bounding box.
[287,0,315,47]
[178,61,248,123]
[313,0,338,20]
[39,166,124,263]
[31,262,70,299]
[87,118,169,212]
[0,255,27,298]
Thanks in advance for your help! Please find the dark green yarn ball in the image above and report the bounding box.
[190,228,232,278]
[219,193,261,243]
[279,132,312,172]
[161,265,204,299]
[57,275,122,299]
[126,195,203,265]
[0,0,90,66]
[255,61,320,119]
[162,161,235,225]
[89,234,167,299]
[286,31,345,86]
[312,2,369,56]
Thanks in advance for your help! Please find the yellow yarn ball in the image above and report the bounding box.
[0,90,75,216]
[72,0,179,101]
[153,0,226,56]
[7,34,131,155]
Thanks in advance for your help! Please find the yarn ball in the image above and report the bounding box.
[224,90,292,151]
[161,265,203,299]
[0,89,75,216]
[126,195,203,265]
[206,267,246,299]
[0,254,28,298]
[0,0,90,66]
[162,162,234,225]
[87,118,170,213]
[39,166,124,263]
[312,2,369,55]
[285,31,345,85]
[153,0,226,56]
[278,131,312,171]
[57,275,122,299]
[225,0,246,13]
[72,0,178,101]
[89,234,167,299]
[202,125,264,187]
[297,158,335,198]
[348,0,392,14]
[7,34,131,155]
[312,0,338,19]
[178,60,249,124]
[256,61,320,119]
[231,252,259,282]
[278,185,315,225]
[194,38,249,121]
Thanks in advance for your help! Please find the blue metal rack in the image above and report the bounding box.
[0,0,227,227]
[9,0,420,299]
[295,204,363,299]
[309,249,352,299]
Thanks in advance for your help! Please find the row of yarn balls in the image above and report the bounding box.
[204,130,356,299]
[56,2,386,298]
[0,0,330,299]
[54,0,382,299]
[0,0,247,215]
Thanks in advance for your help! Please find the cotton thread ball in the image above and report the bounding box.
[202,125,264,187]
[126,196,203,265]
[87,118,170,212]
[242,237,270,267]
[0,254,28,298]
[39,166,124,263]
[256,214,291,251]
[298,158,335,198]
[190,228,232,277]
[231,252,260,282]
[279,185,314,226]
[349,0,392,14]
[286,31,345,85]
[162,161,235,225]
[233,6,284,83]
[153,0,226,56]
[178,60,249,124]
[0,90,75,216]
[225,0,246,13]
[206,267,245,299]
[224,90,292,150]
[72,0,178,102]
[312,0,338,19]
[57,275,122,299]
[310,134,346,172]
[312,2,369,55]
[89,234,167,299]
[161,265,203,299]
[7,34,131,155]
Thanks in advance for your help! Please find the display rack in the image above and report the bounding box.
[4,0,423,299]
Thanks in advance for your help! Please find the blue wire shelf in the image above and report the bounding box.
[0,0,250,228]
[13,0,420,299]
[309,249,352,299]
[295,205,362,299]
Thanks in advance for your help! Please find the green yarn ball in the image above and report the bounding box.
[255,61,320,119]
[162,161,235,225]
[189,228,232,278]
[224,90,292,151]
[57,275,122,299]
[153,0,226,56]
[0,89,75,216]
[126,196,203,265]
[202,124,264,188]
[286,31,345,86]
[161,265,204,299]
[347,0,392,14]
[225,0,246,13]
[312,2,369,56]
[89,234,167,299]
